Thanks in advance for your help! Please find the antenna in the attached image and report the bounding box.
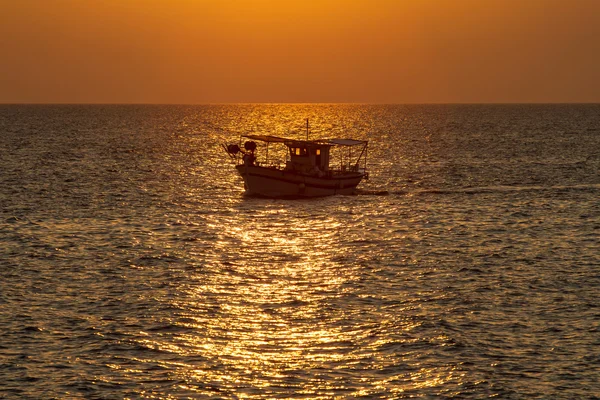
[306,118,309,141]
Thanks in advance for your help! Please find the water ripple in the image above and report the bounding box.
[1,104,599,398]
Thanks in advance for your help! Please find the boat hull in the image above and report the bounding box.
[236,165,364,197]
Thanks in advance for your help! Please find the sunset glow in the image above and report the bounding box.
[1,0,600,103]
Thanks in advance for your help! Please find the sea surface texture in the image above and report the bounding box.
[1,104,599,399]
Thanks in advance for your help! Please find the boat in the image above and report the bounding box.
[223,122,368,197]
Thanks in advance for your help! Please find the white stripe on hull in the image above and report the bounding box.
[236,165,364,197]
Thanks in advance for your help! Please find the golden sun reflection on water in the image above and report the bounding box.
[135,199,461,397]
[122,107,467,396]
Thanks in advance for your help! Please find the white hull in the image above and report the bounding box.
[236,165,364,197]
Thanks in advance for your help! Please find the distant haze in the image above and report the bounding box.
[2,0,600,104]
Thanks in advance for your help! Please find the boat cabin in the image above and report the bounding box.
[285,141,331,174]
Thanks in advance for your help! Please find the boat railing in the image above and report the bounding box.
[327,167,367,176]
[238,157,366,175]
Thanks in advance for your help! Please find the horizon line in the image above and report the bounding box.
[2,101,600,106]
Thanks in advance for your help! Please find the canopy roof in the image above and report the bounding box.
[242,134,367,146]
[243,134,288,143]
[324,138,367,146]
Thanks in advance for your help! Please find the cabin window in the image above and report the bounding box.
[291,147,307,156]
[315,149,321,155]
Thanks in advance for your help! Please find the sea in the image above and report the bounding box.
[0,104,599,399]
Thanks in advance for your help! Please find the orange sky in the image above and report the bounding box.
[1,0,600,103]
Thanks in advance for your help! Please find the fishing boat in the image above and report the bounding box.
[223,122,368,197]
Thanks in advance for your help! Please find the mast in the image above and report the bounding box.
[306,118,309,141]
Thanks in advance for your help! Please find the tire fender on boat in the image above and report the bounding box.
[298,182,306,194]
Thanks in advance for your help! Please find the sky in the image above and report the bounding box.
[1,0,600,104]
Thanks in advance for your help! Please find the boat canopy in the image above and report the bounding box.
[243,134,288,143]
[243,134,366,147]
[323,138,366,146]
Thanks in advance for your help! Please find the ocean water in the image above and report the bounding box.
[0,104,599,399]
